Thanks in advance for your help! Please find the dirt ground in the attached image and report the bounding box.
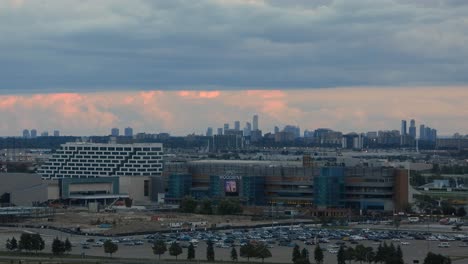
[22,207,285,235]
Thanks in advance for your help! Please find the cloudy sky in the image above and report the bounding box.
[1,0,467,136]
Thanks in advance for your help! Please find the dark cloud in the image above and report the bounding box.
[0,0,467,93]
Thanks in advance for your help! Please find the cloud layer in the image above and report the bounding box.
[1,0,467,92]
[1,87,467,136]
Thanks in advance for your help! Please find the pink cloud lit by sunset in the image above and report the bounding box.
[0,87,467,137]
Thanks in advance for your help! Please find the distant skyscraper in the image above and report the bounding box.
[401,120,407,136]
[243,122,251,137]
[409,119,416,138]
[53,130,60,137]
[234,121,240,131]
[274,126,280,134]
[124,127,133,137]
[206,127,213,137]
[223,123,229,132]
[419,125,426,140]
[30,129,37,138]
[253,115,259,131]
[22,129,30,138]
[217,128,223,135]
[111,128,119,137]
[41,131,49,137]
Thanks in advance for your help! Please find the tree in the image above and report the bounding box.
[51,237,65,256]
[10,237,17,251]
[424,252,451,264]
[180,196,198,213]
[187,243,195,260]
[199,199,213,215]
[337,246,346,264]
[300,248,310,264]
[206,240,215,261]
[5,238,11,251]
[19,233,32,251]
[169,242,183,260]
[231,247,238,261]
[104,240,118,257]
[152,240,167,260]
[241,242,256,262]
[64,238,72,254]
[344,247,355,264]
[254,243,272,263]
[395,245,404,264]
[217,199,243,215]
[30,234,45,253]
[292,244,301,264]
[314,245,324,264]
[457,207,467,217]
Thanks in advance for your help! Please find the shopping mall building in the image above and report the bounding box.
[163,159,408,212]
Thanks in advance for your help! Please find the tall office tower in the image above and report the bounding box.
[401,120,407,135]
[409,119,417,138]
[419,125,426,140]
[223,123,229,132]
[124,127,133,137]
[425,127,432,141]
[22,129,30,138]
[217,128,223,135]
[431,129,437,142]
[243,122,252,137]
[41,131,49,137]
[274,126,280,134]
[53,130,60,137]
[234,121,240,131]
[253,114,259,130]
[111,128,119,137]
[206,127,213,137]
[30,129,37,138]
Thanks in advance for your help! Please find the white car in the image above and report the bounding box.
[328,249,338,254]
[401,242,410,245]
[438,242,450,248]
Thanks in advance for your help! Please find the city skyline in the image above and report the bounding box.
[2,87,468,137]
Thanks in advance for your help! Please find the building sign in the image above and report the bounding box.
[219,175,242,180]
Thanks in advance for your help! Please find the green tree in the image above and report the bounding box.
[30,234,45,253]
[337,246,346,264]
[231,247,238,261]
[241,242,256,262]
[206,240,215,261]
[187,242,195,260]
[51,237,65,256]
[5,238,11,251]
[217,199,243,215]
[344,247,355,264]
[180,196,198,213]
[199,199,213,214]
[64,238,72,254]
[152,240,167,260]
[457,207,467,217]
[395,245,404,264]
[424,252,451,264]
[292,244,301,264]
[314,245,324,264]
[19,233,31,251]
[254,243,272,263]
[169,242,183,260]
[300,248,310,264]
[10,237,17,251]
[104,240,118,257]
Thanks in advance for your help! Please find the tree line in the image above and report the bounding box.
[179,197,243,215]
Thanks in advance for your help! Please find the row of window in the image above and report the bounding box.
[65,146,161,152]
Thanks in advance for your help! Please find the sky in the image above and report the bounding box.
[1,0,468,136]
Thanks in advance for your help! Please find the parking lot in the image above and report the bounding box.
[1,224,468,264]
